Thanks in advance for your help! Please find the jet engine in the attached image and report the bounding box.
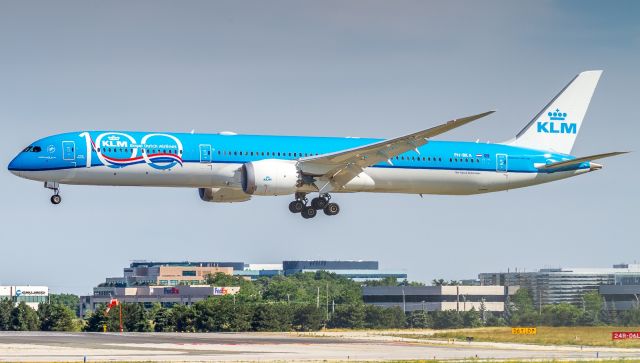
[198,187,251,203]
[241,159,299,196]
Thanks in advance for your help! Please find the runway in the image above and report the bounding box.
[1,331,639,362]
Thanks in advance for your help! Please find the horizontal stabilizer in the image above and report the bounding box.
[537,151,628,171]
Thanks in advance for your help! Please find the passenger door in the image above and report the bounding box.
[199,144,212,163]
[62,141,76,161]
[496,154,508,173]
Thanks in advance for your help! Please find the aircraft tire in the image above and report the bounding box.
[50,195,62,205]
[289,201,304,213]
[301,206,317,219]
[311,197,328,210]
[324,203,340,216]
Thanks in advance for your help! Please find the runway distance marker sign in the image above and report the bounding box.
[511,327,537,335]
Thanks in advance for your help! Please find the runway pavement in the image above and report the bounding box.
[0,331,639,362]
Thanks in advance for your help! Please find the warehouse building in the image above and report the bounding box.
[362,285,517,312]
[79,285,239,316]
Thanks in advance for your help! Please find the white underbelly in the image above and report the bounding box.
[20,163,590,195]
[20,162,243,188]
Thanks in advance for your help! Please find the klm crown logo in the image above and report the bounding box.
[537,108,576,134]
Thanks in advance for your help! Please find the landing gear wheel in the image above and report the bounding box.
[289,200,304,213]
[301,206,317,219]
[311,196,329,210]
[323,203,340,216]
[50,194,62,205]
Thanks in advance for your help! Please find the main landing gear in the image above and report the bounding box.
[45,181,62,205]
[289,193,340,219]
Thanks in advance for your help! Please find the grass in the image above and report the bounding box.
[395,326,640,348]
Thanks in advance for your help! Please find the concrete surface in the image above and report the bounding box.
[0,331,639,362]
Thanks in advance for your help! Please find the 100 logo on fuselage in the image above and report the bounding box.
[79,132,184,170]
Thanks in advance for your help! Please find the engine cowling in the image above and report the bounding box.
[198,187,251,203]
[241,159,299,196]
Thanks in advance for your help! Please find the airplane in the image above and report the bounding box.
[8,70,627,219]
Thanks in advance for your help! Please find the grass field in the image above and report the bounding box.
[396,326,640,348]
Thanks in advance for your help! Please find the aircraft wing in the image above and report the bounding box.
[536,151,628,172]
[298,111,495,191]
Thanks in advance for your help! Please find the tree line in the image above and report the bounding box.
[1,272,639,331]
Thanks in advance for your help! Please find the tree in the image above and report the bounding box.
[172,304,196,332]
[0,299,13,330]
[153,307,175,332]
[121,303,151,332]
[329,304,365,328]
[462,307,482,328]
[508,288,537,326]
[431,310,463,329]
[540,303,582,326]
[406,310,431,328]
[582,291,603,324]
[619,307,640,326]
[293,305,324,331]
[84,305,107,332]
[11,302,40,331]
[364,305,405,329]
[49,294,80,316]
[361,277,398,287]
[39,303,78,331]
[194,297,252,332]
[252,303,293,332]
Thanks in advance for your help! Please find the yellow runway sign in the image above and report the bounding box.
[512,327,537,335]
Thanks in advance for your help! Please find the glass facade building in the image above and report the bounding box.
[479,264,640,307]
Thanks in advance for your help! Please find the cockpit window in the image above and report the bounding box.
[22,146,42,153]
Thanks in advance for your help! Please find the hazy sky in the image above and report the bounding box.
[1,1,638,295]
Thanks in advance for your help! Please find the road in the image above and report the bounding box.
[0,331,639,361]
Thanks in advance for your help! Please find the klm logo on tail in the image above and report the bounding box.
[537,109,577,134]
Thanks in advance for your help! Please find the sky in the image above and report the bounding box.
[0,1,638,295]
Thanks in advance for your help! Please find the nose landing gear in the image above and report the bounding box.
[288,192,340,219]
[45,181,61,205]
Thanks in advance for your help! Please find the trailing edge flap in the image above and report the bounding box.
[537,151,628,171]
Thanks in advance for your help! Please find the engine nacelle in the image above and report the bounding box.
[242,159,299,196]
[198,187,251,203]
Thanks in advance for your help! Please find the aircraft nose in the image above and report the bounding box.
[8,155,22,177]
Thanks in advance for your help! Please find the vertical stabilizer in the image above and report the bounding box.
[507,70,602,154]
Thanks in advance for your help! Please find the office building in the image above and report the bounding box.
[283,260,407,281]
[0,286,49,310]
[479,263,640,306]
[599,285,640,311]
[363,285,517,312]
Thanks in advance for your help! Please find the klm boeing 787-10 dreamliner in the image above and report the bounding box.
[8,70,627,218]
